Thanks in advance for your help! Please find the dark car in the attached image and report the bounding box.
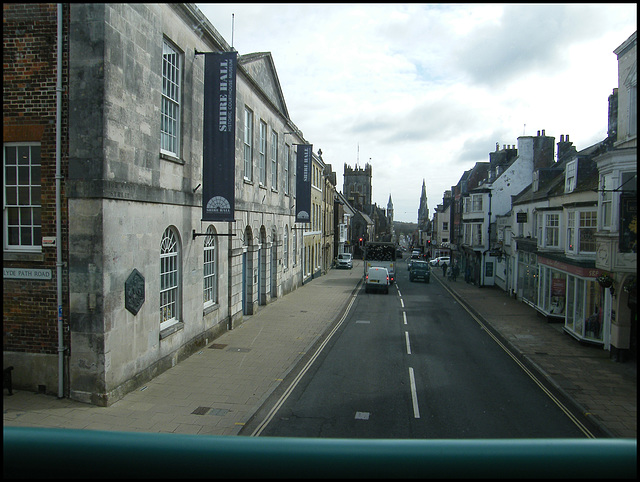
[409,260,430,283]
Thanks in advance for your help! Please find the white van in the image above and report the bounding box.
[336,253,353,269]
[365,266,390,294]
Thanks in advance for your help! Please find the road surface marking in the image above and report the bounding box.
[405,331,412,354]
[403,312,407,325]
[409,367,420,418]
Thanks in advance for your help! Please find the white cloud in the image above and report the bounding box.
[196,3,636,222]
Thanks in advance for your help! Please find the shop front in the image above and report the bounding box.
[537,256,606,345]
[517,251,538,307]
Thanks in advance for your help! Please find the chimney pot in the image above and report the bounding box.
[560,135,564,142]
[542,129,545,136]
[566,134,569,142]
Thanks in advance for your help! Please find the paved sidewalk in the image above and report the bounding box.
[3,262,363,436]
[4,259,636,438]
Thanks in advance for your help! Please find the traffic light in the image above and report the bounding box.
[359,237,364,246]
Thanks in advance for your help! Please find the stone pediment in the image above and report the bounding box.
[239,52,289,118]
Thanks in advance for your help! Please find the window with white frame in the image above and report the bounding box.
[203,226,217,307]
[3,143,41,251]
[259,121,267,185]
[567,211,575,252]
[564,160,577,193]
[629,82,637,138]
[160,227,180,329]
[284,144,290,194]
[473,223,483,246]
[537,212,543,241]
[283,226,288,269]
[271,131,278,188]
[292,148,297,197]
[544,213,560,248]
[292,227,297,265]
[161,40,181,157]
[243,108,253,180]
[578,210,597,253]
[532,170,539,192]
[472,194,483,212]
[600,174,613,229]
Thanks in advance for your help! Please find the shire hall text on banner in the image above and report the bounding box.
[202,51,237,222]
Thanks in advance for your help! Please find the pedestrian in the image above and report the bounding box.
[442,261,448,277]
[452,263,459,281]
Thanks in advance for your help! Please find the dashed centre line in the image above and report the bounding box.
[405,331,412,354]
[409,367,420,419]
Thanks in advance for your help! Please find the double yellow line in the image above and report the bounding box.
[437,277,596,439]
[249,282,361,437]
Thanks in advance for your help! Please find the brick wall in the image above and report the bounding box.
[3,3,70,355]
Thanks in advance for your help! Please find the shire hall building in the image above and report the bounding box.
[3,3,318,405]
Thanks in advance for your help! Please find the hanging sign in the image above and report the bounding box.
[295,144,313,223]
[202,51,237,221]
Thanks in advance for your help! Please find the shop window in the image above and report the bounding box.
[584,280,604,341]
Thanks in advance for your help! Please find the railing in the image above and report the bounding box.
[3,427,636,478]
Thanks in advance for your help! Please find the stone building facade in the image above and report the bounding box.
[3,3,318,406]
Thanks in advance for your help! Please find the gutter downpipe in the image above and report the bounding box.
[56,3,65,398]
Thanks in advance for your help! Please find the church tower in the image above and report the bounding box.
[343,162,373,214]
[387,194,394,223]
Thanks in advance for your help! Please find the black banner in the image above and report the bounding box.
[202,52,237,221]
[295,144,313,223]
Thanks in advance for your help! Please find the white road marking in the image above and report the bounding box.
[405,331,412,354]
[403,312,407,325]
[409,367,420,418]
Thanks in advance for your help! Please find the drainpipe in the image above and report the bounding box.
[56,3,64,398]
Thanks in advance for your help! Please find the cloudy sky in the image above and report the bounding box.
[196,3,636,223]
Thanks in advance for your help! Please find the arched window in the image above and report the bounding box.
[292,227,297,265]
[160,227,180,329]
[203,225,217,306]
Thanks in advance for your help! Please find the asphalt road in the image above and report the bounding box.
[253,260,589,439]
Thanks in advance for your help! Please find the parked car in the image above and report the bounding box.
[365,267,390,294]
[409,260,431,283]
[336,253,353,269]
[430,256,450,267]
